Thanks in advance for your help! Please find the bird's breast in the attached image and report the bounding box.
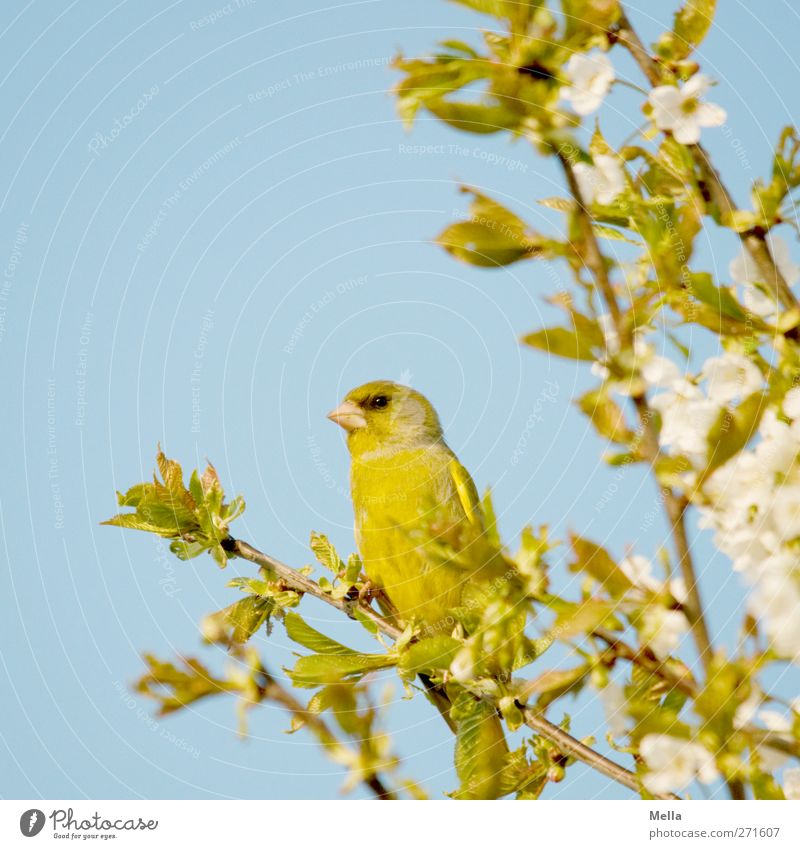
[350,447,465,628]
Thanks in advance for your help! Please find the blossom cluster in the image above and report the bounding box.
[635,332,800,664]
[699,398,800,663]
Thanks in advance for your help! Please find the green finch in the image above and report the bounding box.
[328,380,510,798]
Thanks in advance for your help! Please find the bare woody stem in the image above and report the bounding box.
[221,536,662,797]
[520,708,679,800]
[222,537,404,640]
[556,151,714,673]
[615,6,799,312]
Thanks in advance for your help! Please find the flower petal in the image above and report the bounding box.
[672,117,701,145]
[696,101,727,128]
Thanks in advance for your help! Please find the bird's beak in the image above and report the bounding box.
[327,400,367,431]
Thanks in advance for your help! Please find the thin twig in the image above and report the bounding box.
[558,148,624,331]
[557,153,714,672]
[520,707,679,800]
[222,537,404,640]
[593,628,698,695]
[615,6,799,312]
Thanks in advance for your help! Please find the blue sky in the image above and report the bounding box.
[1,0,799,800]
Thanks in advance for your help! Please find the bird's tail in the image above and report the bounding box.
[420,673,509,799]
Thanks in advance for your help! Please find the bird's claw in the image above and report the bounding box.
[358,580,377,604]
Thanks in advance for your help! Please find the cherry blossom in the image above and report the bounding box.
[640,735,719,794]
[648,74,726,144]
[573,155,626,205]
[561,53,614,115]
[730,235,800,318]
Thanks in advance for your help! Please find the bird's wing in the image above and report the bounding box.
[448,458,483,529]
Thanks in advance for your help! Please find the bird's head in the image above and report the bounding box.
[327,380,444,455]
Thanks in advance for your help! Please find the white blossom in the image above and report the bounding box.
[648,74,726,144]
[783,387,800,420]
[620,554,658,587]
[758,709,792,733]
[769,489,800,542]
[748,557,800,660]
[641,356,683,388]
[561,52,615,115]
[640,607,689,659]
[591,312,620,379]
[573,155,626,205]
[733,689,762,729]
[620,554,685,601]
[699,382,800,664]
[599,681,629,738]
[701,353,763,404]
[784,767,800,800]
[651,383,720,459]
[640,735,719,794]
[730,235,800,318]
[449,647,474,683]
[643,354,723,460]
[743,285,779,318]
[755,417,798,476]
[756,710,793,770]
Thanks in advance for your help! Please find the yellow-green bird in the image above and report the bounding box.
[328,380,509,798]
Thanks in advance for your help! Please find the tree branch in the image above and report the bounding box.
[520,707,679,800]
[593,628,697,695]
[257,662,397,800]
[222,536,657,798]
[557,152,714,672]
[221,537,404,640]
[615,6,799,312]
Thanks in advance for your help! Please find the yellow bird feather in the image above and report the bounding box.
[328,380,509,798]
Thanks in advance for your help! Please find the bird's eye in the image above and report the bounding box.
[370,395,389,409]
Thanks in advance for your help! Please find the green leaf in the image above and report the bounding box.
[593,224,642,246]
[344,553,363,584]
[452,690,507,799]
[426,98,520,134]
[655,0,717,61]
[521,664,590,708]
[136,654,229,716]
[398,635,461,679]
[102,449,245,563]
[284,612,361,656]
[170,539,206,560]
[538,196,572,212]
[569,534,633,596]
[394,57,490,128]
[481,487,501,549]
[552,598,621,638]
[449,0,516,18]
[589,123,613,157]
[561,0,620,40]
[309,531,344,573]
[704,392,768,475]
[522,326,596,361]
[203,596,273,645]
[229,577,271,595]
[751,761,786,800]
[437,187,548,267]
[661,687,689,715]
[438,222,530,267]
[438,39,480,58]
[500,745,548,799]
[577,388,635,444]
[287,652,396,688]
[687,272,747,321]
